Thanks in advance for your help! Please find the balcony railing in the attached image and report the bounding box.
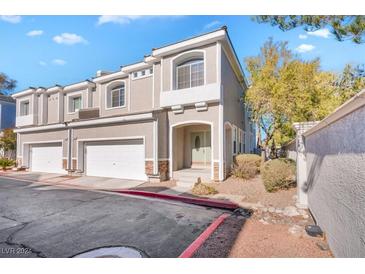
[16,114,35,127]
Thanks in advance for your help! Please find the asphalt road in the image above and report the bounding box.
[0,176,224,258]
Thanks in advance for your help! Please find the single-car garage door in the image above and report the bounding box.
[85,139,146,181]
[30,143,66,174]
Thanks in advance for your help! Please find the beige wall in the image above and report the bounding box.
[64,89,88,122]
[16,94,34,117]
[162,43,217,92]
[47,93,59,124]
[130,76,153,112]
[167,103,219,160]
[173,127,185,170]
[153,62,161,109]
[156,111,168,159]
[98,78,129,118]
[72,121,154,159]
[183,124,210,168]
[18,129,68,158]
[37,95,42,125]
[221,49,245,131]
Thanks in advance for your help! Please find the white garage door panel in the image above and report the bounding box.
[85,140,146,180]
[31,144,66,174]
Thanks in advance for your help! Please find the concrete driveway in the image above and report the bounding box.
[0,176,224,258]
[0,171,144,190]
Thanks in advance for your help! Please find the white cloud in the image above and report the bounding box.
[203,20,222,30]
[96,15,183,26]
[299,34,307,40]
[53,33,88,45]
[97,16,142,26]
[0,15,21,24]
[27,30,44,37]
[39,61,47,66]
[52,59,66,65]
[307,28,331,39]
[295,44,315,53]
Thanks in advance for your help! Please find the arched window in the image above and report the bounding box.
[106,82,125,108]
[176,58,204,90]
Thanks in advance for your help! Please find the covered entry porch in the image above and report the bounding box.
[170,122,213,182]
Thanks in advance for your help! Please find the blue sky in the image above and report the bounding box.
[1,15,365,92]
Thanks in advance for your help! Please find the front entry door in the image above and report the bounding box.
[191,131,211,168]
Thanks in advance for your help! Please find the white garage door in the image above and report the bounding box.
[85,139,146,181]
[31,143,66,174]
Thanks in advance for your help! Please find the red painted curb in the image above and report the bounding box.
[112,190,239,210]
[179,213,230,258]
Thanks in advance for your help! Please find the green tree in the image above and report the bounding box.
[0,73,16,95]
[0,129,16,159]
[245,39,340,154]
[335,64,365,102]
[254,16,365,43]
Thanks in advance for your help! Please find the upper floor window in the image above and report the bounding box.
[132,67,153,80]
[20,101,30,116]
[106,82,125,109]
[176,58,204,90]
[69,96,82,113]
[233,126,238,155]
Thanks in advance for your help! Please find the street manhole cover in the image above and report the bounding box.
[73,246,146,258]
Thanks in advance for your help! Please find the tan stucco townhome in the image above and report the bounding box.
[12,27,256,182]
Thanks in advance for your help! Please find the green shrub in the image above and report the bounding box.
[232,154,262,179]
[261,158,296,192]
[0,157,15,170]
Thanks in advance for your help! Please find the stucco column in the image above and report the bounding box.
[293,121,318,208]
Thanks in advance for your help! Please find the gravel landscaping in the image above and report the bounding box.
[188,175,333,257]
[209,175,297,208]
[228,218,332,258]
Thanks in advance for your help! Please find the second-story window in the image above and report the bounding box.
[107,82,126,109]
[20,101,30,116]
[176,58,204,90]
[111,84,125,108]
[70,96,82,113]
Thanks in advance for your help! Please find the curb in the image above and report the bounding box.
[111,189,239,210]
[179,213,230,258]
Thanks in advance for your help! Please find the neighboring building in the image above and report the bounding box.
[0,93,16,130]
[12,27,255,182]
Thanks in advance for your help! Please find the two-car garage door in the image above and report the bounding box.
[29,139,146,180]
[30,143,66,174]
[85,139,146,181]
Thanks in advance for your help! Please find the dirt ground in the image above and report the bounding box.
[210,176,296,208]
[193,176,333,258]
[228,218,332,258]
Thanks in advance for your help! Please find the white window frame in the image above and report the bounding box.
[110,85,126,108]
[170,49,206,91]
[175,59,204,90]
[67,91,83,114]
[241,130,246,153]
[232,126,238,155]
[19,99,30,116]
[131,67,153,80]
[105,80,127,110]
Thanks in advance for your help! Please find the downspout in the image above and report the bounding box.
[65,122,72,172]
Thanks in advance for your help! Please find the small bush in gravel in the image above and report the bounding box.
[261,158,296,192]
[0,157,15,170]
[232,154,262,179]
[191,181,218,196]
